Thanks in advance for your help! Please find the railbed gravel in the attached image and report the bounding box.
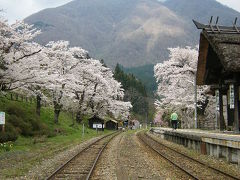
[148,131,240,179]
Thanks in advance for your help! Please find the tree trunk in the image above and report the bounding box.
[54,109,61,124]
[76,111,82,123]
[36,94,41,116]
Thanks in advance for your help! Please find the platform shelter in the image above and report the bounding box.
[88,115,104,131]
[194,18,240,133]
[106,119,118,130]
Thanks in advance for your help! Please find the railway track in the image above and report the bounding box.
[46,131,120,180]
[138,131,240,180]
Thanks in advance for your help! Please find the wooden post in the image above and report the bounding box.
[219,89,224,131]
[234,83,239,133]
[2,125,5,132]
[194,76,198,129]
[226,90,230,127]
[36,95,41,116]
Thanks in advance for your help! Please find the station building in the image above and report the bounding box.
[88,116,120,131]
[194,19,240,133]
[151,20,240,166]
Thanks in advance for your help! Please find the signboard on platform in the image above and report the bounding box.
[0,112,5,125]
[229,84,234,109]
[93,123,104,129]
[215,90,219,111]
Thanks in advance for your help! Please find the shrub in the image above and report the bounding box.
[6,104,26,118]
[1,99,57,141]
[8,115,33,136]
[30,118,41,131]
[0,123,18,142]
[7,110,51,137]
[46,131,56,138]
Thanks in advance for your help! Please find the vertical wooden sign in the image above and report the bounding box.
[229,84,234,109]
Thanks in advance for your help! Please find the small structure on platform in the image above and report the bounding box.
[131,119,140,129]
[88,116,104,131]
[194,17,240,133]
[106,119,118,130]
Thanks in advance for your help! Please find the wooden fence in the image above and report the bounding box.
[1,93,48,107]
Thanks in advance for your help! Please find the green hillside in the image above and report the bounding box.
[0,95,112,178]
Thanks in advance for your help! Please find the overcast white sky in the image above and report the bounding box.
[0,0,73,23]
[0,0,240,23]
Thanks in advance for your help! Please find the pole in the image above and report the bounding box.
[145,113,148,129]
[234,80,239,133]
[2,125,5,132]
[194,76,198,129]
[82,124,85,137]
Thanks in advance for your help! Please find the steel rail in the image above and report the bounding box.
[142,132,240,180]
[138,132,199,180]
[46,131,120,180]
[85,132,117,180]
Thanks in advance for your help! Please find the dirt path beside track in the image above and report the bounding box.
[92,131,190,180]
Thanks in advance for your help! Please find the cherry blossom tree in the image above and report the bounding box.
[41,41,132,123]
[0,19,41,92]
[0,19,52,116]
[69,48,131,121]
[0,17,132,124]
[153,110,168,127]
[154,46,214,128]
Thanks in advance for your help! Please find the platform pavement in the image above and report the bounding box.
[152,127,240,142]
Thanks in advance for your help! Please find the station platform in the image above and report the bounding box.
[151,127,240,166]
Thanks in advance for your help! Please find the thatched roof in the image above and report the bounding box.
[106,118,118,123]
[197,30,240,85]
[88,115,104,121]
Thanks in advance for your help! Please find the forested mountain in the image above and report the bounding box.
[114,64,151,121]
[25,0,240,67]
[164,0,240,25]
[122,64,157,94]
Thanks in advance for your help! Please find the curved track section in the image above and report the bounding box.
[138,132,240,180]
[46,132,120,180]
